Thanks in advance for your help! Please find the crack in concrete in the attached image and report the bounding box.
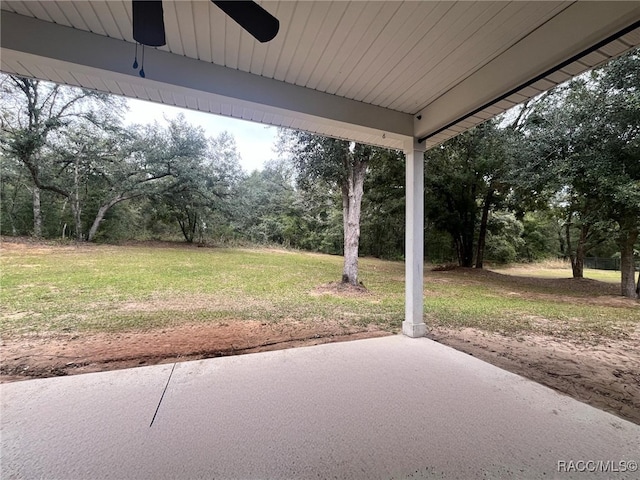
[149,362,176,427]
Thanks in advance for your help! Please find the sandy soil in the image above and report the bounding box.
[0,320,389,381]
[428,327,640,425]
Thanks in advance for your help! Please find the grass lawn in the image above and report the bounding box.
[1,240,638,341]
[492,261,621,283]
[0,242,405,335]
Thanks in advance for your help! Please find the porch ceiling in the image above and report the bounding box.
[1,1,640,150]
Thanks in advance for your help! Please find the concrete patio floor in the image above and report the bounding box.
[1,335,638,479]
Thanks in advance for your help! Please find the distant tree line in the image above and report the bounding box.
[420,49,639,297]
[1,49,638,297]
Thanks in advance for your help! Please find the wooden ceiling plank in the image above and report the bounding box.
[185,95,198,110]
[620,28,640,45]
[373,1,537,110]
[597,39,631,57]
[50,1,91,33]
[209,1,226,66]
[343,1,431,101]
[331,2,401,96]
[89,1,123,39]
[306,2,367,92]
[174,2,198,59]
[104,1,132,42]
[292,2,347,87]
[208,100,222,115]
[8,58,40,81]
[284,1,331,84]
[272,1,313,82]
[163,1,185,57]
[43,66,69,86]
[101,77,123,96]
[2,1,31,17]
[173,93,187,108]
[146,87,162,103]
[578,50,611,67]
[192,1,212,62]
[236,26,256,72]
[75,1,108,36]
[38,1,72,27]
[359,1,480,106]
[12,1,51,22]
[315,2,381,94]
[394,2,567,113]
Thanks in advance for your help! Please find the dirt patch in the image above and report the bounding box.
[311,281,370,297]
[439,267,622,296]
[0,320,390,382]
[428,326,640,425]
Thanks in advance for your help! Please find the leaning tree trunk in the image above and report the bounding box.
[87,194,130,242]
[341,158,366,286]
[619,227,639,299]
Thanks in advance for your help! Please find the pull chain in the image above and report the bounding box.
[132,43,146,78]
[140,44,146,78]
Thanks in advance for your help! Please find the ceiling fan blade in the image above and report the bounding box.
[213,1,279,43]
[132,0,166,47]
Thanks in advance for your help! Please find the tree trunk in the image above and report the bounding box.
[3,177,24,236]
[619,227,639,298]
[32,186,42,238]
[475,189,493,269]
[453,233,474,267]
[70,197,83,242]
[458,212,475,268]
[453,236,462,266]
[178,210,198,243]
[341,158,366,285]
[566,214,586,278]
[571,249,584,278]
[71,160,83,241]
[461,235,474,267]
[87,194,129,242]
[558,228,566,258]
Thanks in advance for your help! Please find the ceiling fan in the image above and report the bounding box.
[131,0,279,76]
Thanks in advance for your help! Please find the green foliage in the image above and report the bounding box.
[360,148,405,259]
[516,49,640,290]
[147,119,244,243]
[424,121,509,267]
[484,211,524,264]
[234,160,299,245]
[518,211,562,262]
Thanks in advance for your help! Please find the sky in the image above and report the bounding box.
[124,98,278,173]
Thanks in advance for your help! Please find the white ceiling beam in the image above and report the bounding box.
[0,11,414,148]
[414,1,640,142]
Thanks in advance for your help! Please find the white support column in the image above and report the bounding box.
[403,140,427,338]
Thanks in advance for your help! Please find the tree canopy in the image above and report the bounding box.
[1,48,638,298]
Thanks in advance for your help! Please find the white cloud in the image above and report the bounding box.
[124,98,278,173]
